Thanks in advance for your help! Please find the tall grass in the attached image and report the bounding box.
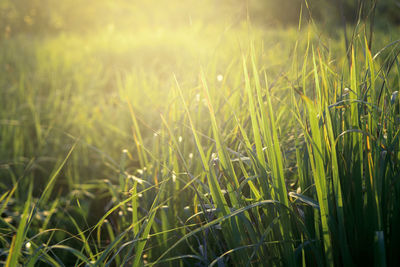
[1,24,400,266]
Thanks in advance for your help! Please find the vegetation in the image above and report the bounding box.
[1,0,400,266]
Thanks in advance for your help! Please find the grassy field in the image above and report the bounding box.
[1,8,400,266]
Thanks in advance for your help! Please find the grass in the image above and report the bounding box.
[1,19,400,266]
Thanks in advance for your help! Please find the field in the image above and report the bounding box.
[1,1,400,266]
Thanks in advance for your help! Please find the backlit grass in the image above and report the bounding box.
[1,20,400,266]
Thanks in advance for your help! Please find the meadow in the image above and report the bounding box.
[1,2,400,266]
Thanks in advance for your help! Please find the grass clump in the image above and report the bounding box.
[1,19,400,266]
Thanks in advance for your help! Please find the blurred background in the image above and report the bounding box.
[1,0,399,39]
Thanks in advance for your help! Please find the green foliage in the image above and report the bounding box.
[2,4,400,266]
[2,0,399,39]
